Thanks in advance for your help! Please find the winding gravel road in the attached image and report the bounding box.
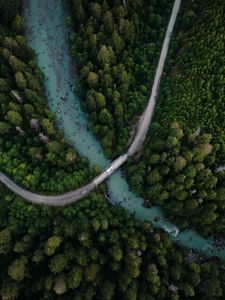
[0,0,181,206]
[128,0,181,155]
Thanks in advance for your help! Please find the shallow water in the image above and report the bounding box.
[23,0,225,259]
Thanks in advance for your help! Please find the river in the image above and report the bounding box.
[23,0,225,259]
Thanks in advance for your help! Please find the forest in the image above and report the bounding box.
[126,0,225,236]
[1,0,225,299]
[1,190,225,299]
[68,0,173,157]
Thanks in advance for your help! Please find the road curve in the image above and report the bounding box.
[0,171,95,206]
[0,0,181,206]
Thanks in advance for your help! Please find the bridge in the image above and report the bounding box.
[92,154,128,186]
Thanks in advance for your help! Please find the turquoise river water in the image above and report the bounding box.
[23,0,225,259]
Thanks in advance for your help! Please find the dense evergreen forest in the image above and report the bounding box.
[126,0,225,236]
[1,0,225,299]
[2,192,225,299]
[68,0,173,156]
